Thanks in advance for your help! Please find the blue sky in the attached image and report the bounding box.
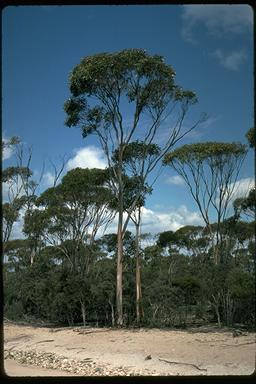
[2,4,254,236]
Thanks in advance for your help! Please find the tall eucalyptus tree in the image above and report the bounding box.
[64,48,203,325]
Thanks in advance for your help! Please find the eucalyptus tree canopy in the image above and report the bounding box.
[164,142,247,264]
[64,49,200,195]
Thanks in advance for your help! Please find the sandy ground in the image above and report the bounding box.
[3,322,256,376]
[4,359,79,376]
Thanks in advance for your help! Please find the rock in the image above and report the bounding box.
[145,354,152,360]
[95,367,104,373]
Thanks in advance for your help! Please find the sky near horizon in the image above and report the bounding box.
[2,4,254,238]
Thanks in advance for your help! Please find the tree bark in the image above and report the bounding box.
[116,208,123,326]
[135,208,143,323]
[81,301,86,327]
[212,294,221,327]
[109,299,115,327]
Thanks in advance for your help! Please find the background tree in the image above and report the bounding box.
[27,167,114,269]
[2,137,40,254]
[64,48,204,325]
[233,127,255,220]
[164,142,247,264]
[23,167,115,325]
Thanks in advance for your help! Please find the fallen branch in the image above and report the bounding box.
[35,339,54,344]
[222,341,255,347]
[75,329,112,335]
[49,329,63,333]
[195,338,229,344]
[66,347,87,350]
[158,358,207,372]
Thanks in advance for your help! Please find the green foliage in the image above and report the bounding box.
[227,268,254,299]
[246,127,255,148]
[3,156,254,329]
[3,201,23,225]
[4,218,255,328]
[2,166,32,182]
[233,188,255,219]
[112,141,161,164]
[164,142,247,165]
[3,143,254,329]
[157,230,177,248]
[64,49,197,137]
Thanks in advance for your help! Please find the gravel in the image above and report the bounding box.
[4,349,159,376]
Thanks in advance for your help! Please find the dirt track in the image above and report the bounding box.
[4,322,256,376]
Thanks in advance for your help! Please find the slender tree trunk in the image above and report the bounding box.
[109,299,115,327]
[206,223,219,265]
[135,208,143,323]
[81,301,86,327]
[116,208,123,326]
[216,307,221,328]
[135,237,141,323]
[212,294,221,327]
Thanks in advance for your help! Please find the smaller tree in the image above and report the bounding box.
[24,167,115,325]
[2,137,39,253]
[233,127,255,221]
[164,142,247,264]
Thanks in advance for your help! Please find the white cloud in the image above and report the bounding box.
[42,171,55,188]
[98,178,254,237]
[212,49,247,71]
[229,177,254,203]
[94,203,204,238]
[2,176,27,203]
[181,4,253,42]
[153,205,203,233]
[140,205,203,233]
[66,146,107,170]
[102,205,203,236]
[10,216,26,240]
[214,177,254,215]
[2,137,14,161]
[3,146,13,161]
[2,182,10,202]
[165,175,185,186]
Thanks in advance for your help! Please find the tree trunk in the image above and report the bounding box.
[222,290,234,326]
[81,301,86,327]
[30,248,36,266]
[207,224,219,265]
[116,209,123,326]
[212,294,221,327]
[109,299,115,327]
[135,208,143,323]
[135,245,141,323]
[216,307,221,328]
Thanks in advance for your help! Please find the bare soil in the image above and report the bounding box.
[3,322,256,376]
